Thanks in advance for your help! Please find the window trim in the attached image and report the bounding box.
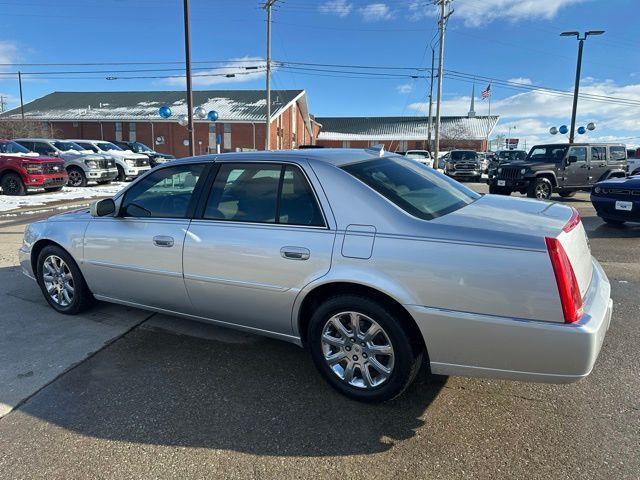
[197,160,329,229]
[117,162,211,220]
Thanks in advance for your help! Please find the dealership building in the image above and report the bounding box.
[0,89,320,158]
[1,89,498,156]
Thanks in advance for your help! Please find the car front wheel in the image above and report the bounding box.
[1,172,26,195]
[67,167,87,187]
[527,177,553,200]
[308,294,423,403]
[36,245,94,314]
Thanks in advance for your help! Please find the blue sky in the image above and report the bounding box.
[1,0,639,147]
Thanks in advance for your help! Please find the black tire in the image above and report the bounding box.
[96,180,112,185]
[1,172,26,196]
[308,294,423,403]
[559,190,577,198]
[36,245,95,315]
[116,165,126,182]
[67,167,87,187]
[527,177,553,200]
[631,169,640,177]
[44,186,63,192]
[602,217,625,226]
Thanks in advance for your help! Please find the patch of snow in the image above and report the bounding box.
[0,182,126,212]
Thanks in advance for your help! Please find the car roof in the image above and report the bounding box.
[170,148,399,168]
[532,143,624,147]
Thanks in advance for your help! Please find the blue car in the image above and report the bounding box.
[591,175,640,225]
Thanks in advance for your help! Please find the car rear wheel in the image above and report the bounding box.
[36,245,94,315]
[559,190,577,198]
[67,167,87,187]
[527,177,553,200]
[1,172,26,196]
[308,294,423,403]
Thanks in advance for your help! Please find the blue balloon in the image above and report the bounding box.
[577,126,586,135]
[559,124,568,134]
[159,105,172,119]
[207,110,219,122]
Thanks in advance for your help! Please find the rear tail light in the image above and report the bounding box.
[563,207,581,233]
[545,237,584,323]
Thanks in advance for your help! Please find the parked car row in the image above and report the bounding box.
[0,138,175,195]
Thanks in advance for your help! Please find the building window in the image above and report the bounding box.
[115,122,123,141]
[129,122,136,142]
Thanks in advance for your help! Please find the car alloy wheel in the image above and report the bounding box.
[535,182,551,199]
[42,254,75,307]
[67,169,84,187]
[4,176,23,195]
[320,311,395,389]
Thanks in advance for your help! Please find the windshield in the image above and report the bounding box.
[342,156,479,220]
[450,151,477,161]
[76,143,99,153]
[0,141,31,154]
[406,151,429,160]
[53,141,84,152]
[96,142,123,151]
[527,146,568,163]
[498,150,527,162]
[132,142,153,153]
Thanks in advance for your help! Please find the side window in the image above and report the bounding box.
[32,142,54,155]
[568,147,587,163]
[609,146,626,162]
[204,163,325,227]
[591,147,606,161]
[121,163,205,218]
[279,165,324,226]
[204,163,281,223]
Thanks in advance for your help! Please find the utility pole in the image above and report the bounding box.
[18,71,25,120]
[183,0,195,156]
[433,0,453,168]
[426,48,435,154]
[264,0,277,150]
[561,30,604,143]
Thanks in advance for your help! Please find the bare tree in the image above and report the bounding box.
[0,120,55,139]
[441,122,471,150]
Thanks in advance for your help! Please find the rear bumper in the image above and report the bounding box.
[408,257,612,383]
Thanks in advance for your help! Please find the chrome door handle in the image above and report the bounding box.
[280,246,310,260]
[153,235,174,247]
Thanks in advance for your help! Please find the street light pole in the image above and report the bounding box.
[183,0,195,156]
[433,0,453,167]
[264,0,277,151]
[426,48,435,153]
[561,30,604,144]
[18,71,25,121]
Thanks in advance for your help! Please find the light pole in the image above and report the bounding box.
[561,30,604,144]
[507,125,516,149]
[182,0,195,156]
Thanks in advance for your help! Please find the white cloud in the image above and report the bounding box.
[507,77,533,85]
[162,56,268,87]
[407,0,586,26]
[0,40,18,72]
[397,83,413,94]
[408,79,640,147]
[318,0,353,17]
[359,3,394,22]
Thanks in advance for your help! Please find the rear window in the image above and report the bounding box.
[609,146,626,161]
[342,157,479,220]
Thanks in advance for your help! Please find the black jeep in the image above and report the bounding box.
[488,143,627,200]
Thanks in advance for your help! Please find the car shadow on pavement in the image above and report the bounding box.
[582,217,640,238]
[16,315,446,457]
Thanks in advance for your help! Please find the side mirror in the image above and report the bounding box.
[567,155,578,164]
[90,198,116,217]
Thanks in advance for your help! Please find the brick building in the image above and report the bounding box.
[0,89,320,157]
[315,115,499,152]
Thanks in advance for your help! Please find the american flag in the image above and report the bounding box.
[481,83,491,99]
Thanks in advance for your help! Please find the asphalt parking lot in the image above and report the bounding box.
[0,185,638,479]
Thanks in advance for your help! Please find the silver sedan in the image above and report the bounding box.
[19,148,612,402]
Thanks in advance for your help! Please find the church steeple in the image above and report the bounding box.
[468,84,476,118]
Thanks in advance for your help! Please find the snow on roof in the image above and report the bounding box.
[0,90,306,123]
[316,116,499,141]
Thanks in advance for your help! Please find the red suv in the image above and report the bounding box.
[0,139,67,195]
